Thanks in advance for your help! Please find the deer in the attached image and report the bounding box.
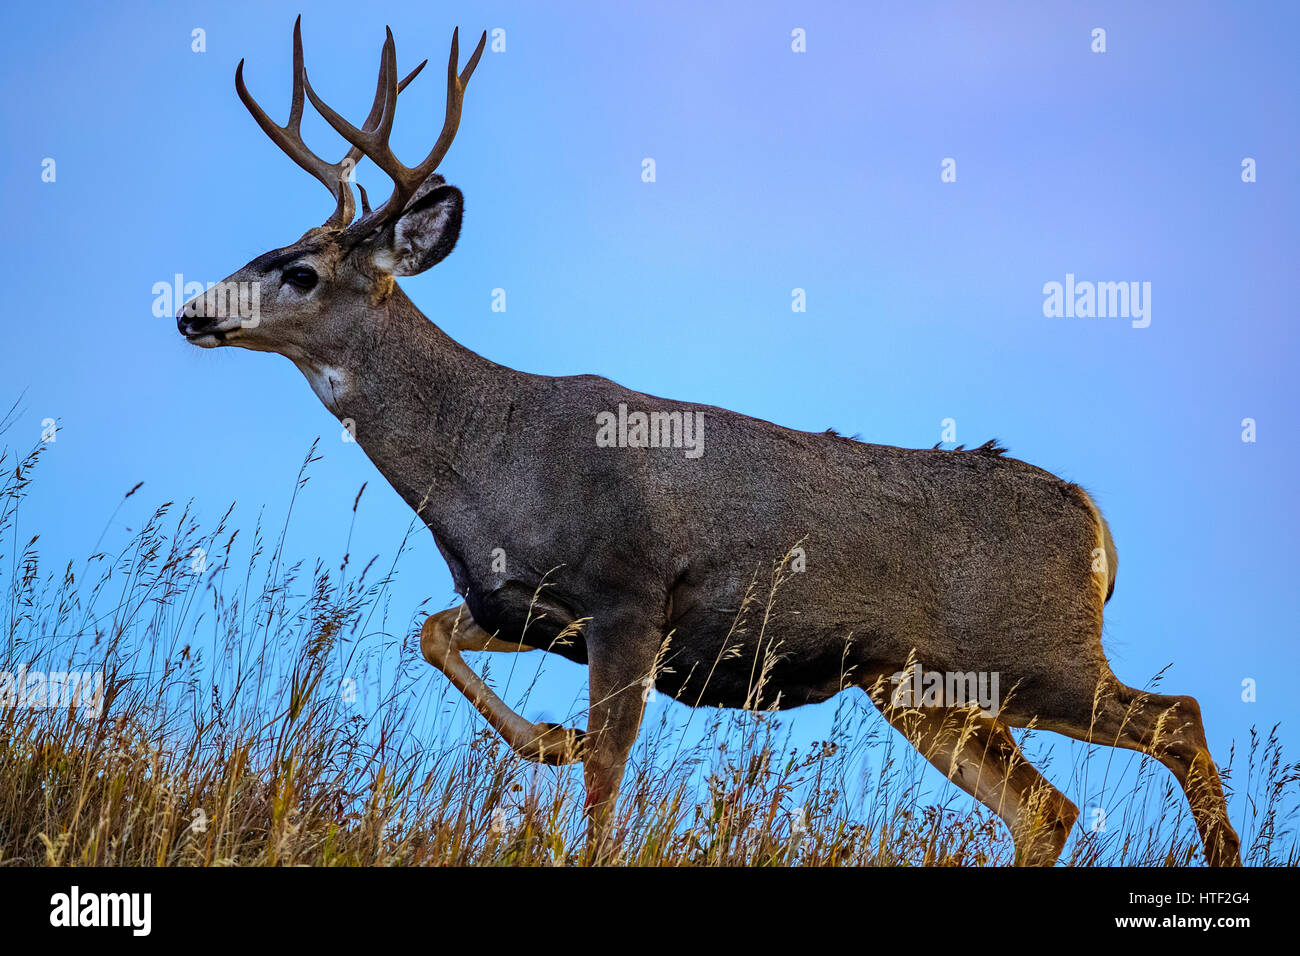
[178,18,1242,866]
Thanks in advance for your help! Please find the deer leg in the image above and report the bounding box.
[580,614,663,862]
[1039,679,1242,867]
[420,605,584,765]
[867,682,1078,865]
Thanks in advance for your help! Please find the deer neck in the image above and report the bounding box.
[292,283,507,537]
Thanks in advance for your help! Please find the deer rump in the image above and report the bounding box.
[429,374,1111,718]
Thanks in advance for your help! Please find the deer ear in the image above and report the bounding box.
[370,183,463,276]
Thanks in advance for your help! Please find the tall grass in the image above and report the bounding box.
[0,407,1295,866]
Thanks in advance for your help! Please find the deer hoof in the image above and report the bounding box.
[1013,793,1078,866]
[519,722,585,765]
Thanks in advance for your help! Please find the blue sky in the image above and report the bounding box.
[3,1,1297,842]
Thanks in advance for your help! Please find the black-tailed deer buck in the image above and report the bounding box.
[179,19,1242,866]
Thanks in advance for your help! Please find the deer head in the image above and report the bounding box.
[177,18,486,371]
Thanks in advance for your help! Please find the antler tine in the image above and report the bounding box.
[287,16,305,130]
[303,29,406,195]
[303,27,486,235]
[344,35,428,173]
[408,27,487,187]
[235,16,427,229]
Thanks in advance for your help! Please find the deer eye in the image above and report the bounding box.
[282,265,318,291]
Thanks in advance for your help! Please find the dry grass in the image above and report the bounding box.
[1,411,1295,867]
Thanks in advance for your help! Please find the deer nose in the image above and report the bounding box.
[176,303,209,336]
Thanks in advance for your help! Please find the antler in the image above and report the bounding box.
[235,16,428,229]
[302,26,487,235]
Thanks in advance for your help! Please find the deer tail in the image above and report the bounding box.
[1074,487,1118,603]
